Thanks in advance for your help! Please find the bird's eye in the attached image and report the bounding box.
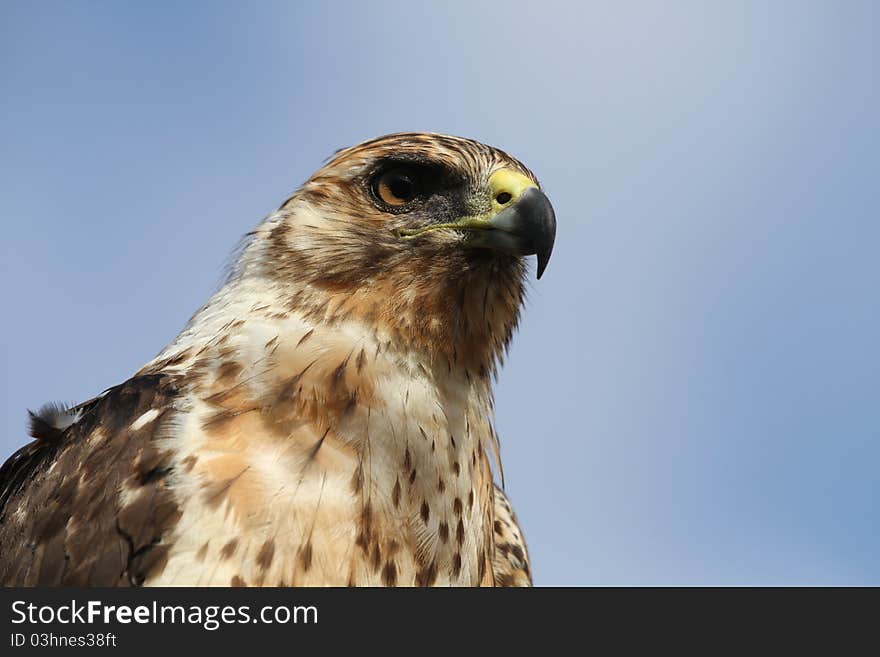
[373,168,420,207]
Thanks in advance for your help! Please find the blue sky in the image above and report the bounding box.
[1,1,878,584]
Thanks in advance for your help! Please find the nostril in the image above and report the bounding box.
[495,192,512,205]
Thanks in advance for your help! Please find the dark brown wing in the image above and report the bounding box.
[0,373,181,586]
[492,485,533,587]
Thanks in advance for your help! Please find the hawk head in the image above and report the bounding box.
[243,133,556,373]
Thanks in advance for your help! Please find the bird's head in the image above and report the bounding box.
[246,133,556,374]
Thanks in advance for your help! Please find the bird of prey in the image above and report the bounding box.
[0,133,555,586]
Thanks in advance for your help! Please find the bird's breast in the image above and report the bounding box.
[145,313,498,586]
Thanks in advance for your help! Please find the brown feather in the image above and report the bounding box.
[0,375,180,586]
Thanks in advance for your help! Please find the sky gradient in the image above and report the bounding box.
[2,1,878,584]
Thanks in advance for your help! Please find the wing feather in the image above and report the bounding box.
[0,374,181,586]
[492,485,533,587]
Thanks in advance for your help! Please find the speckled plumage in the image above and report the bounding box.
[0,133,546,586]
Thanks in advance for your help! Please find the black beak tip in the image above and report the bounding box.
[530,190,556,280]
[536,252,550,279]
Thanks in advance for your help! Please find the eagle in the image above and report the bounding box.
[0,133,556,587]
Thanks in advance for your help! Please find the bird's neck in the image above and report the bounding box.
[143,278,502,585]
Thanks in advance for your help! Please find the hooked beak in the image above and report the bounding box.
[468,185,557,279]
[397,168,557,279]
